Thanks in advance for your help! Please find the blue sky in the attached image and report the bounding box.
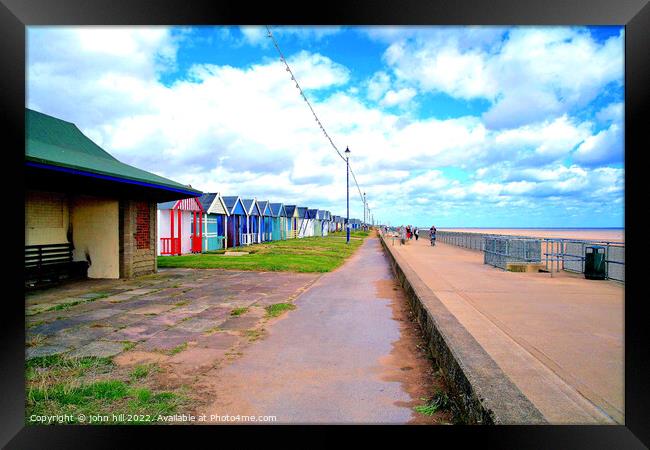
[27,26,624,227]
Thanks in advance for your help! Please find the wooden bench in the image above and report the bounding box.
[25,243,89,288]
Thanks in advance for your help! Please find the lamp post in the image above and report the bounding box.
[363,192,366,230]
[345,146,350,244]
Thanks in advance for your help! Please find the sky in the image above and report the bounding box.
[26,26,624,228]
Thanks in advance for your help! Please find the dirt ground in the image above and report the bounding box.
[376,278,453,424]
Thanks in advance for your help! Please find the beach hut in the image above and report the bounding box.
[332,215,340,231]
[269,203,287,240]
[157,198,204,256]
[222,196,247,248]
[258,200,273,242]
[305,208,318,237]
[309,209,321,237]
[296,207,310,238]
[284,205,298,239]
[198,193,229,251]
[25,108,201,283]
[325,211,332,235]
[324,211,331,236]
[241,198,262,245]
[327,213,335,233]
[319,210,329,237]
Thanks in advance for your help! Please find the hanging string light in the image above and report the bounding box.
[266,25,367,207]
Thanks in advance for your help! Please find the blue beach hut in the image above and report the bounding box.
[258,200,273,242]
[222,196,247,248]
[241,198,262,245]
[317,210,328,237]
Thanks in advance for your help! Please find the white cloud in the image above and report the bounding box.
[239,26,268,46]
[27,26,180,125]
[384,40,496,100]
[483,28,624,129]
[366,71,391,101]
[26,26,624,226]
[573,123,623,166]
[377,26,624,129]
[493,115,592,164]
[505,165,588,182]
[288,51,350,90]
[596,102,624,125]
[380,87,416,107]
[361,26,508,51]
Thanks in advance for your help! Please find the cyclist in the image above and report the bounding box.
[429,225,437,246]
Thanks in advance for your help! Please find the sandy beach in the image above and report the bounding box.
[439,228,624,243]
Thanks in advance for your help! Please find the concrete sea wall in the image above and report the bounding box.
[379,233,546,424]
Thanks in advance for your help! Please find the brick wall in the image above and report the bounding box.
[135,201,150,249]
[119,199,157,278]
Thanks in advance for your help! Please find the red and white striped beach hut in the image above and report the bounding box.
[157,198,204,255]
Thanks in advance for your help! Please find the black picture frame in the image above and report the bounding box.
[2,0,648,447]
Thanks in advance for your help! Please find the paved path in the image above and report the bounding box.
[26,269,318,362]
[202,237,436,424]
[389,237,624,424]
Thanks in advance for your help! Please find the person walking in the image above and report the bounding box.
[414,227,419,241]
[429,225,437,246]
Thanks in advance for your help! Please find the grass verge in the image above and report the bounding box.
[26,355,184,425]
[157,232,369,273]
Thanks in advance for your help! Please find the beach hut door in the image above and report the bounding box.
[190,212,203,253]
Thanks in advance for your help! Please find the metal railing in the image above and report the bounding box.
[483,236,542,269]
[542,238,625,282]
[436,231,624,282]
[436,231,486,251]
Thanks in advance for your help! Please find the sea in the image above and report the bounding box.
[434,227,625,243]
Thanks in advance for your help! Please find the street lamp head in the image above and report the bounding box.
[345,146,350,157]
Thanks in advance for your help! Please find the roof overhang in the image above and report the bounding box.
[26,162,200,202]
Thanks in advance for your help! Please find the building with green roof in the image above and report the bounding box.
[25,108,202,280]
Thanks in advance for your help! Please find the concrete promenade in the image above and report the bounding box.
[202,237,446,424]
[387,236,624,424]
